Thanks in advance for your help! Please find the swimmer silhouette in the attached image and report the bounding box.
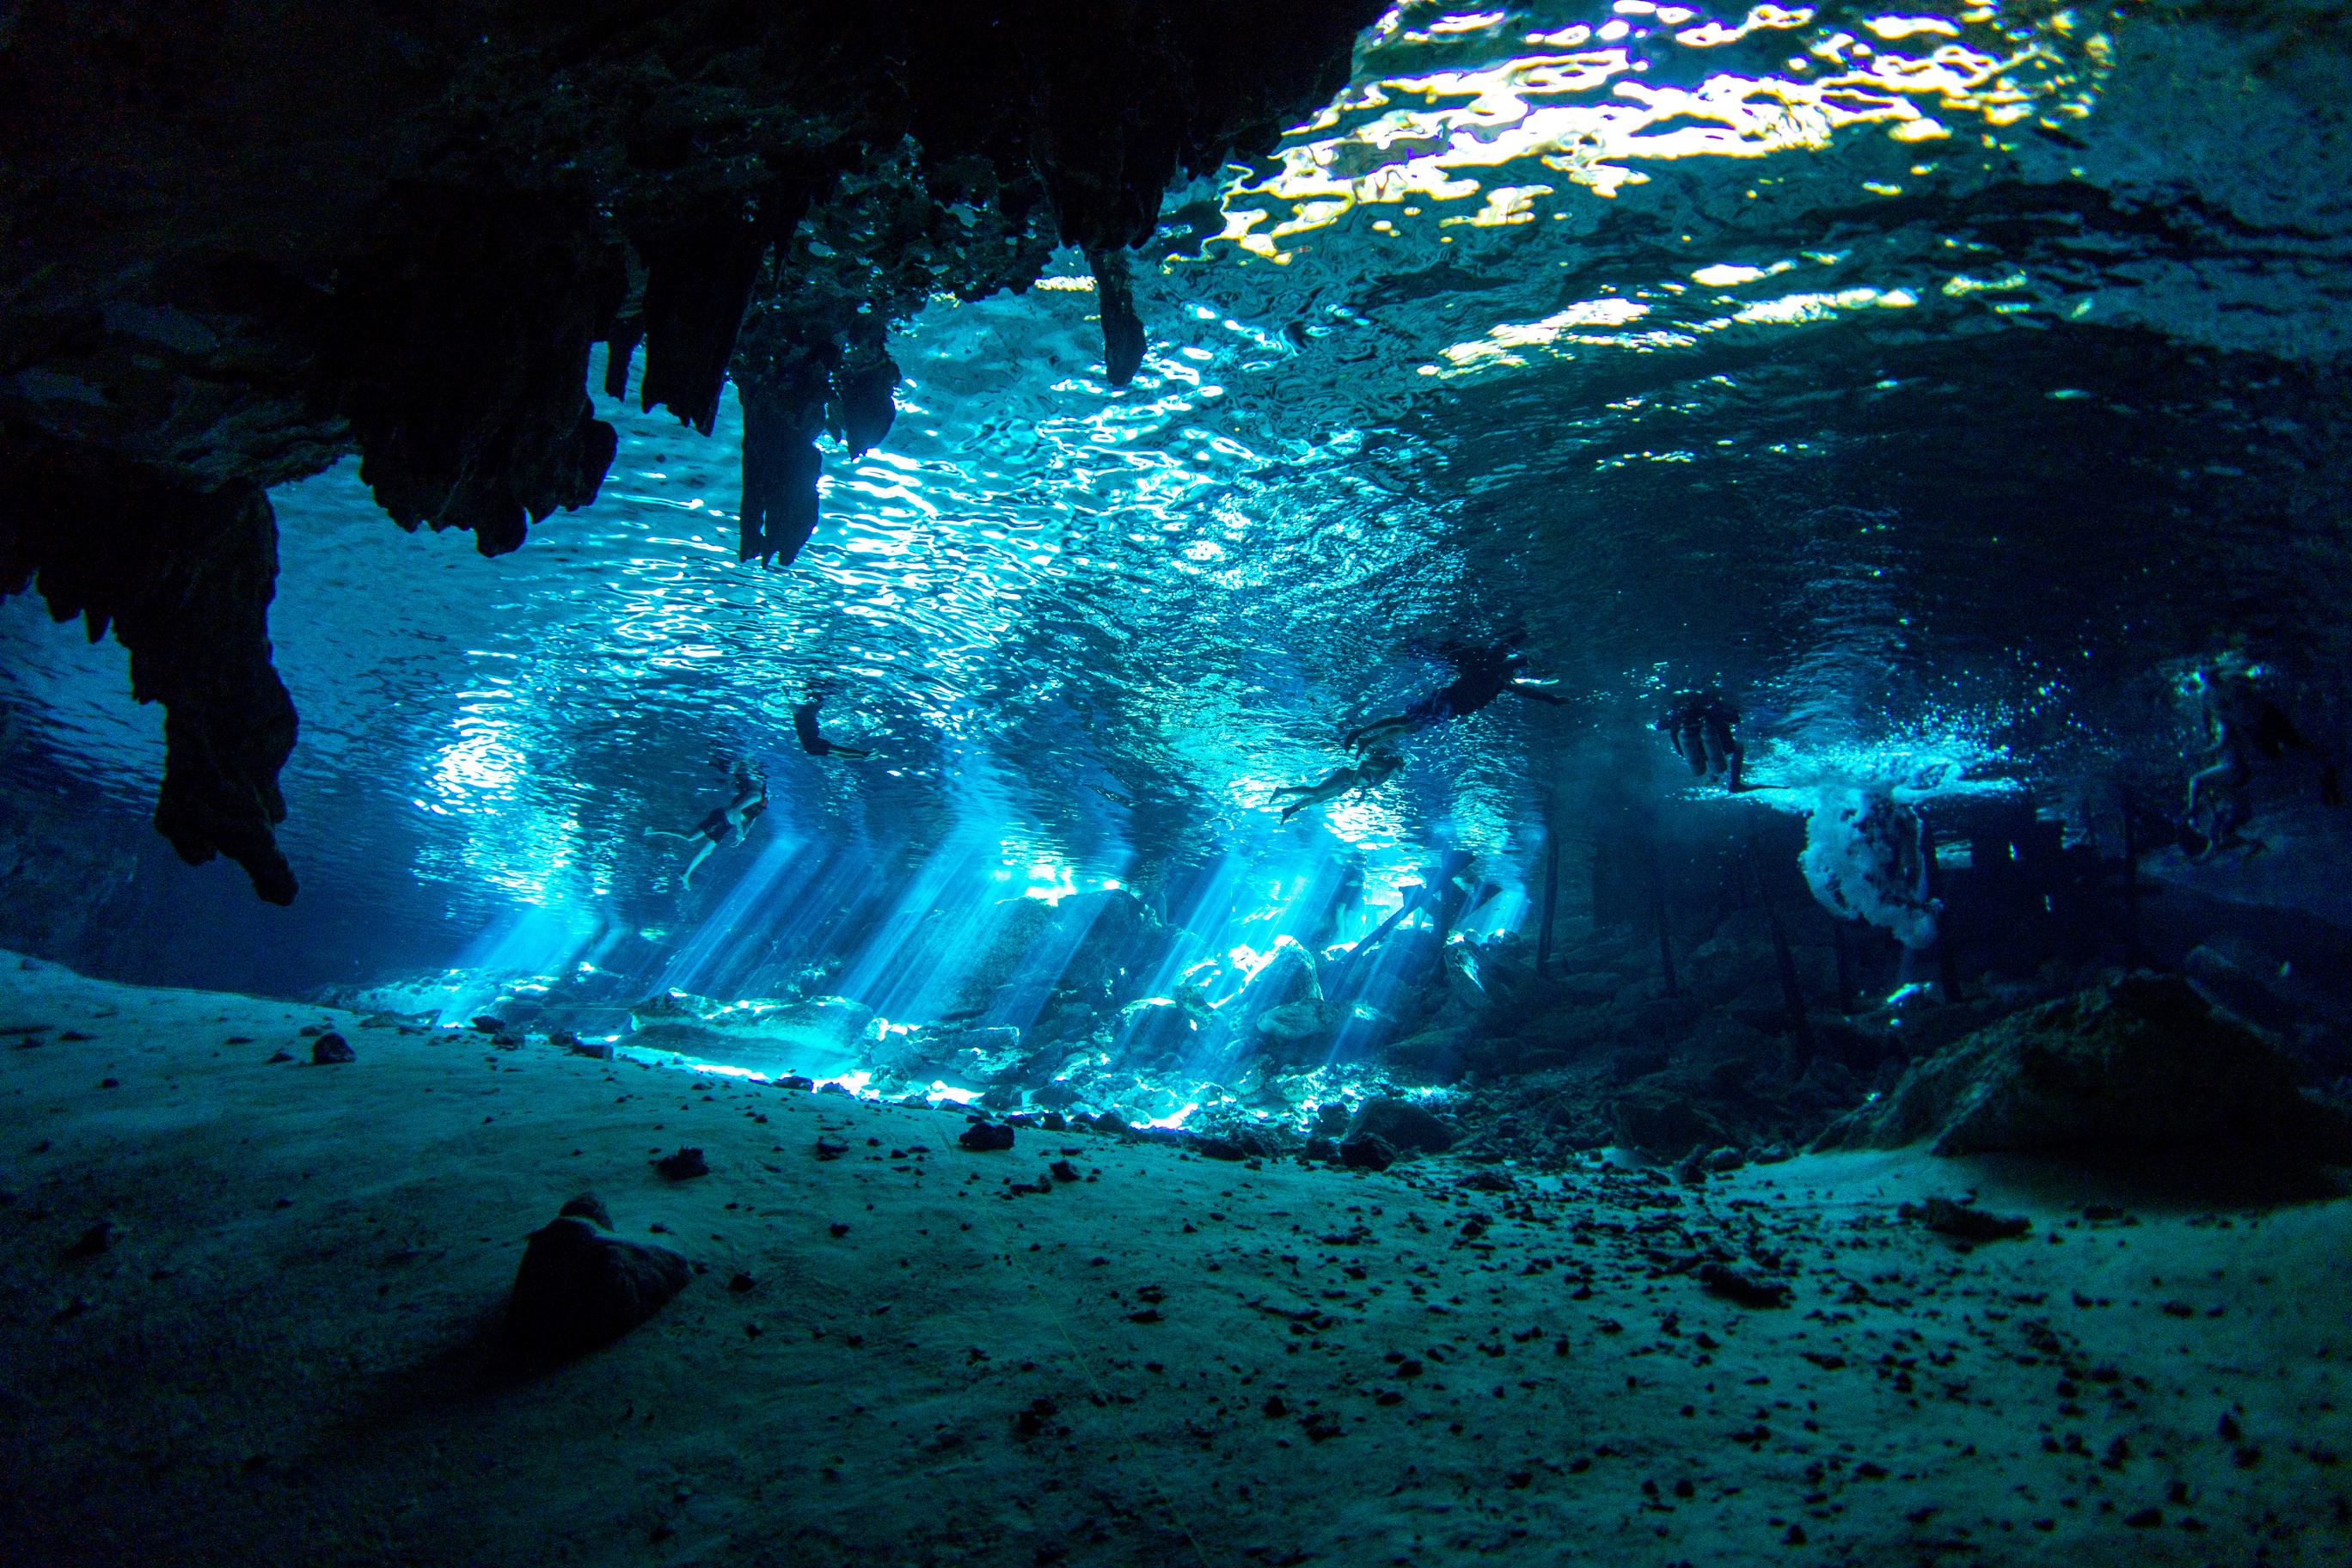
[1343,639,1567,753]
[1271,747,1404,822]
[645,768,767,889]
[793,695,871,760]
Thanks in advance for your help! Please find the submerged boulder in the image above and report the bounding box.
[1610,1069,1735,1157]
[1344,1097,1456,1157]
[1253,999,1344,1063]
[1232,936,1320,1032]
[1815,973,2352,1162]
[506,1197,689,1359]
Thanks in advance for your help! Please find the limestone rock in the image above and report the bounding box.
[1112,996,1221,1067]
[1814,973,2352,1161]
[1611,1070,1734,1157]
[1232,937,1321,1038]
[506,1204,689,1359]
[1345,1097,1456,1156]
[1253,999,1342,1062]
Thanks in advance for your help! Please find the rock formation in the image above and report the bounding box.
[1815,973,2352,1165]
[507,1194,690,1358]
[0,1,1381,898]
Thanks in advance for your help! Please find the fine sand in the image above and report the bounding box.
[3,953,2347,1567]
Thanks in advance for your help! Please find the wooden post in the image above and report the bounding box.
[1646,831,1677,996]
[1746,839,1817,1067]
[1834,919,1858,1014]
[2117,783,2141,962]
[1537,824,1560,979]
[1918,807,1963,1002]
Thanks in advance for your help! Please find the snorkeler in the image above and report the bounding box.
[1341,639,1569,753]
[793,695,871,760]
[2183,658,2338,858]
[645,768,767,889]
[1271,746,1405,822]
[1658,690,1744,790]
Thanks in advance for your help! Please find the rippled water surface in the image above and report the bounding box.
[3,1,2348,992]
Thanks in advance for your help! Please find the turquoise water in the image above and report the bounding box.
[2,2,2345,1002]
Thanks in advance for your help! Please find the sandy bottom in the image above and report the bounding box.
[3,952,2348,1568]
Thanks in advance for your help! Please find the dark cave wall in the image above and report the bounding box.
[0,0,1384,902]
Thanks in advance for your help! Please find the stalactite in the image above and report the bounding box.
[737,346,834,568]
[633,185,810,436]
[0,438,297,903]
[1087,247,1148,385]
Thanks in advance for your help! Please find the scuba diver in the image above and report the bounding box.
[1341,638,1569,753]
[1658,690,1743,790]
[1271,746,1405,822]
[645,767,767,889]
[793,695,871,760]
[2183,658,2340,858]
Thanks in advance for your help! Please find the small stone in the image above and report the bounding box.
[59,1221,113,1260]
[1900,1196,2028,1242]
[1697,1262,1791,1309]
[829,1222,850,1238]
[726,1272,756,1293]
[266,1050,293,1064]
[557,1193,613,1228]
[959,1123,1016,1152]
[1050,1161,1080,1181]
[471,1016,506,1034]
[310,1032,354,1065]
[654,1147,709,1180]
